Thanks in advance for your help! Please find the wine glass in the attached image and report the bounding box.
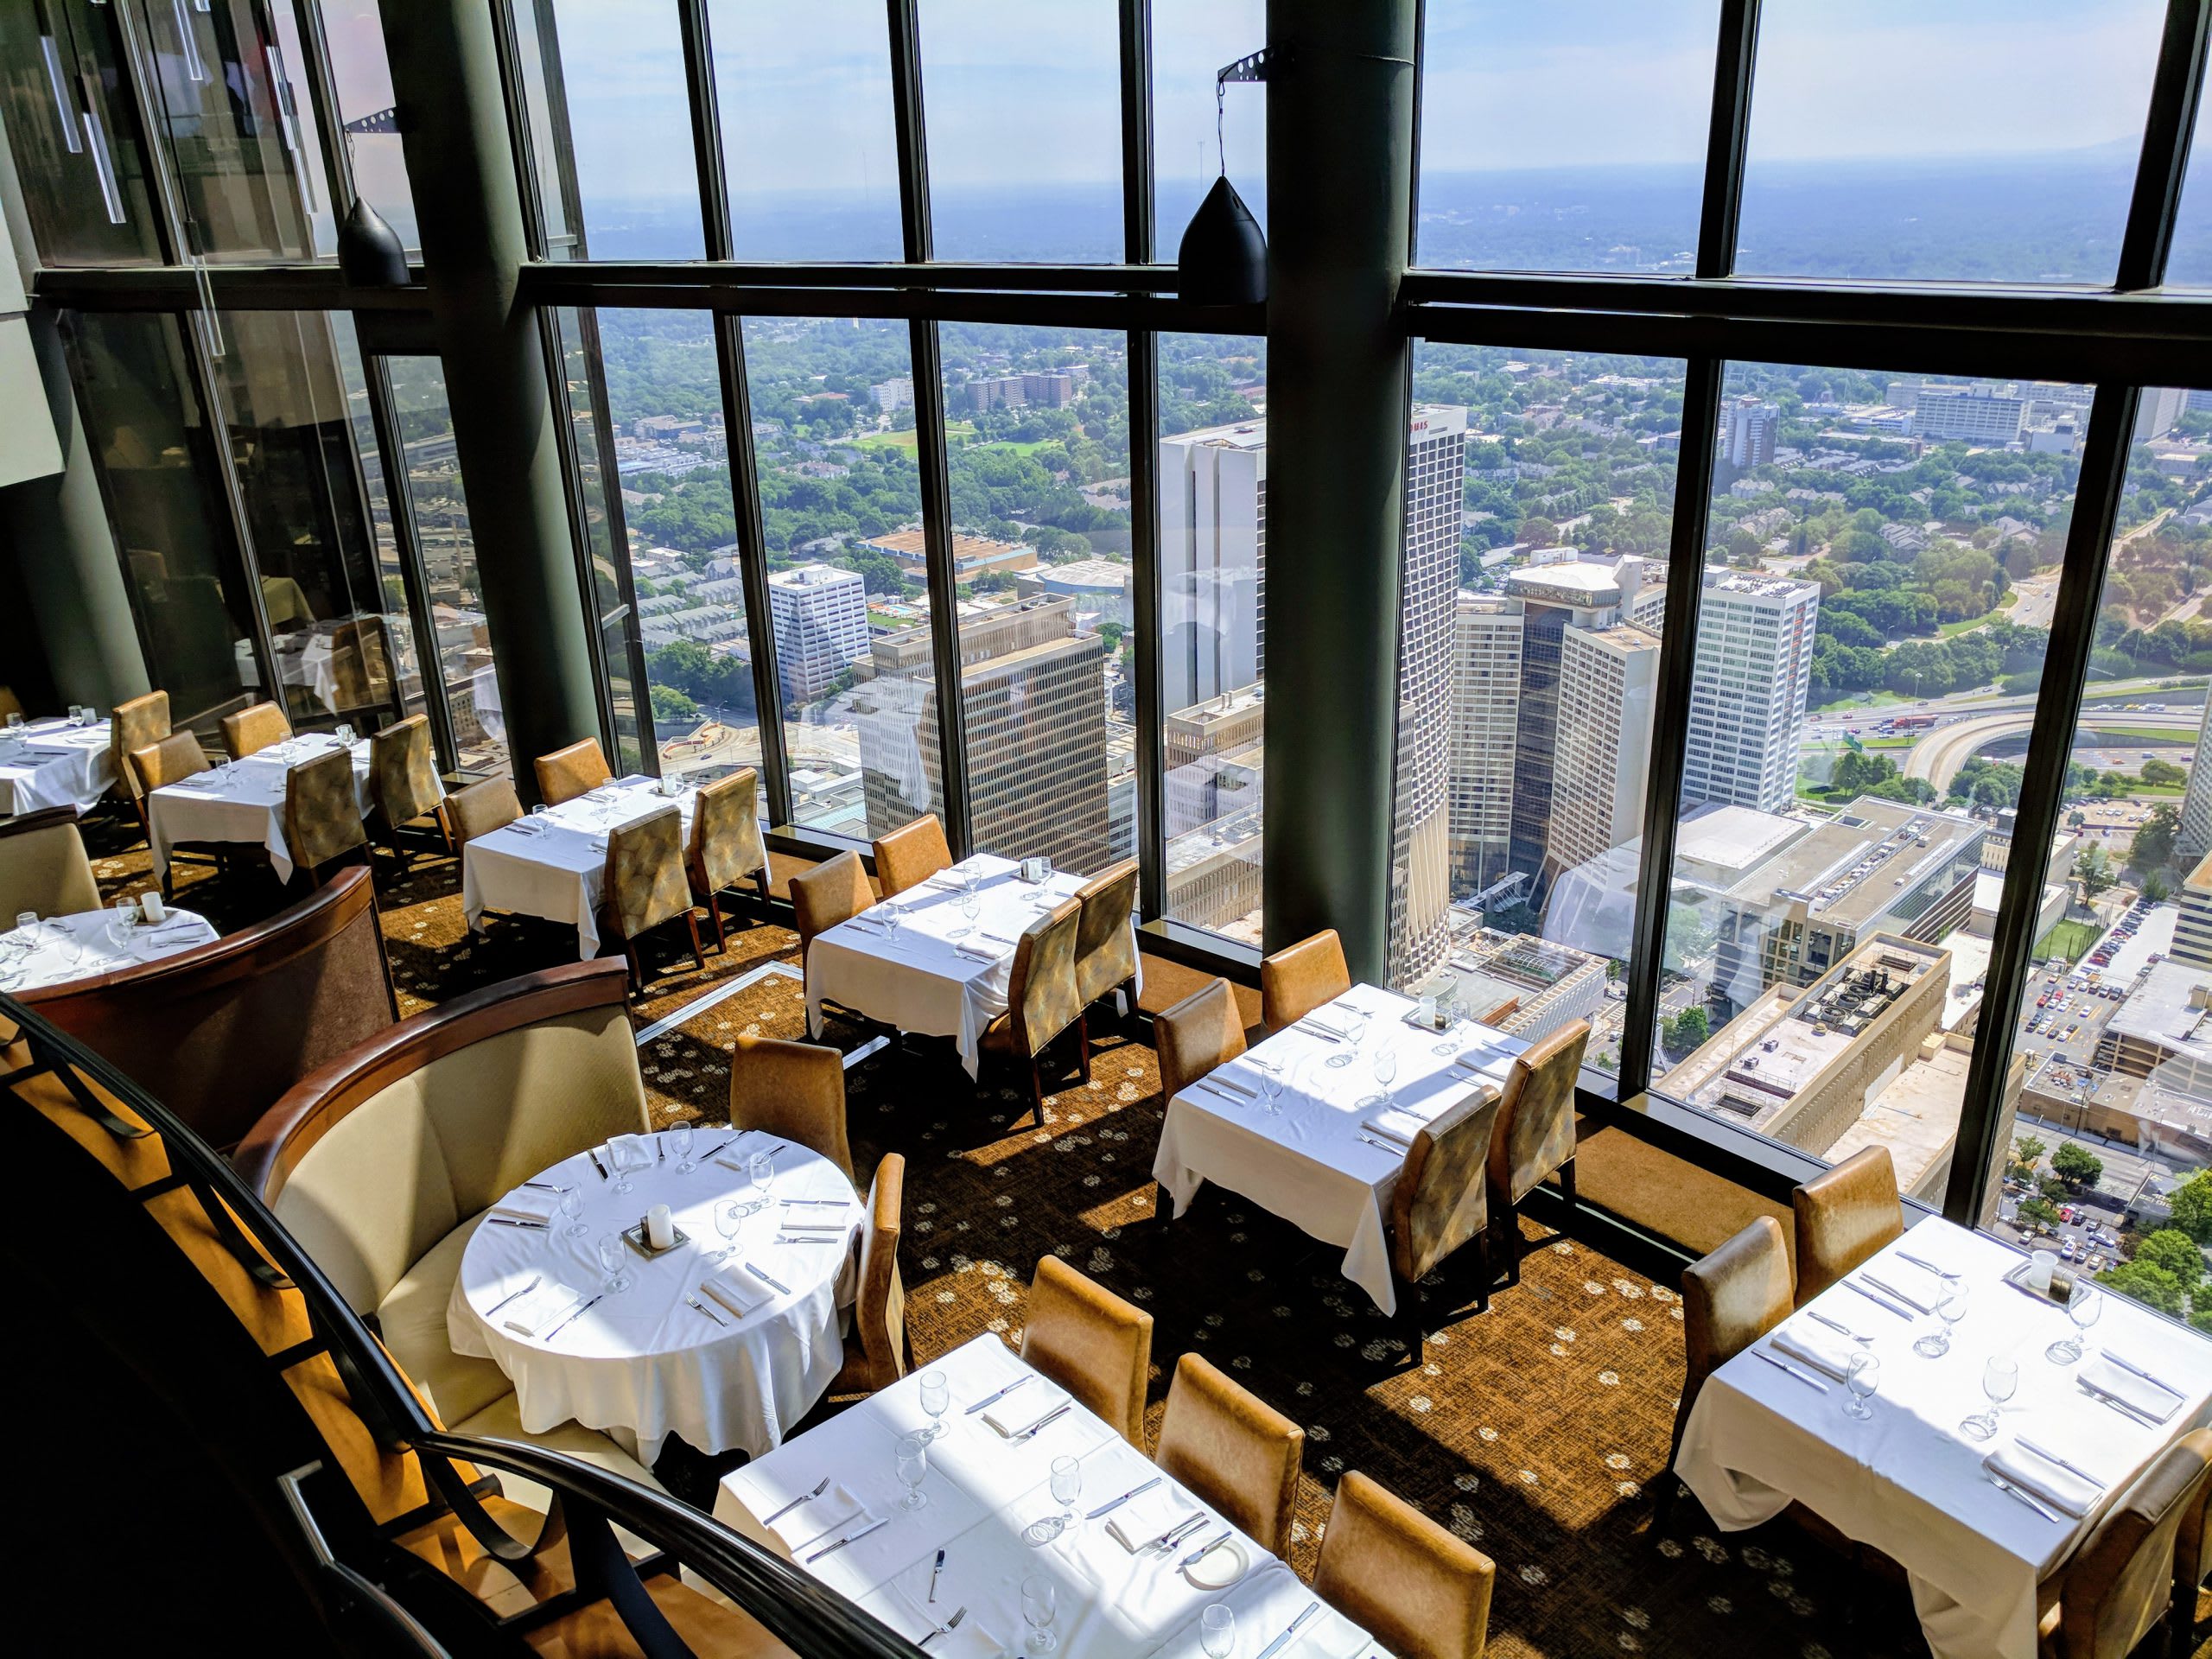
[668,1121,696,1174]
[334,722,357,747]
[2049,1281,2101,1365]
[1325,1007,1364,1070]
[1199,1605,1236,1659]
[1020,1574,1058,1655]
[957,887,982,938]
[596,1232,632,1294]
[1360,1043,1399,1110]
[108,895,140,949]
[1842,1351,1880,1421]
[1962,1355,2018,1440]
[1251,1056,1285,1116]
[918,1370,950,1443]
[881,900,903,950]
[610,1139,640,1197]
[1049,1455,1081,1531]
[713,1198,744,1262]
[894,1431,928,1512]
[1915,1279,1969,1358]
[741,1148,776,1216]
[559,1185,588,1239]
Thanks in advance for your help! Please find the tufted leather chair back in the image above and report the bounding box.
[448,778,522,844]
[688,766,767,896]
[791,850,874,958]
[1486,1019,1588,1209]
[845,1154,907,1393]
[130,730,210,793]
[1007,898,1084,1056]
[2050,1429,2212,1659]
[1681,1217,1793,1423]
[1393,1088,1505,1287]
[222,700,291,760]
[284,749,368,874]
[370,715,442,830]
[1072,857,1139,1007]
[601,806,689,943]
[110,690,171,804]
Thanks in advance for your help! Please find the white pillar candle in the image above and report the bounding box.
[646,1203,674,1250]
[141,892,168,924]
[2027,1249,2057,1292]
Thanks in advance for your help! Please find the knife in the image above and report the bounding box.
[2101,1351,2184,1399]
[486,1274,541,1316]
[747,1262,792,1295]
[1293,1021,1343,1044]
[806,1515,890,1563]
[588,1147,610,1180]
[1086,1476,1161,1520]
[2015,1436,2106,1490]
[701,1136,739,1162]
[1179,1526,1233,1568]
[1155,1514,1208,1552]
[1897,1250,1949,1279]
[926,1548,944,1603]
[1841,1280,1913,1320]
[1011,1403,1071,1441]
[964,1374,1032,1415]
[486,1216,547,1230]
[543,1292,602,1340]
[1255,1603,1319,1659]
[1209,1073,1258,1098]
[1753,1349,1829,1393]
[1986,1472,2061,1522]
[1803,1308,1869,1344]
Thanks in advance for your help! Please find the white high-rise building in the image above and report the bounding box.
[1449,593,1525,892]
[766,563,869,702]
[1913,388,2027,445]
[2180,698,2212,862]
[2135,385,2189,443]
[1157,420,1268,715]
[1681,569,1821,813]
[1723,395,1779,468]
[1546,622,1662,879]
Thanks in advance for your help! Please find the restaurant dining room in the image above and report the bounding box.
[5,2,2212,1656]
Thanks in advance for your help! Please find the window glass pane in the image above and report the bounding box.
[215,309,426,735]
[2168,101,2212,288]
[506,0,578,257]
[537,0,704,258]
[1414,0,1717,273]
[742,317,923,839]
[1396,344,1688,1089]
[594,310,762,791]
[938,322,1133,870]
[1988,387,2211,1326]
[1159,331,1267,945]
[1737,0,2165,283]
[552,308,645,774]
[0,1,162,264]
[317,0,415,250]
[918,1,1121,262]
[137,0,329,260]
[1153,0,1264,266]
[1654,360,2094,1204]
[65,310,257,733]
[385,355,508,779]
[708,0,901,260]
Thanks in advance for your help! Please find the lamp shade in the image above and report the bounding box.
[338,196,410,288]
[1176,175,1266,306]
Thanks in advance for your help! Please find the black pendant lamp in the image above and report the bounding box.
[339,194,409,287]
[1177,49,1268,306]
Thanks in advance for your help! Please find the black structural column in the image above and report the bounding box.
[380,0,599,799]
[1262,0,1418,976]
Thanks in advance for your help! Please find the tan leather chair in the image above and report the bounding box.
[0,684,20,724]
[1154,978,1247,1103]
[1313,1471,1494,1659]
[1391,1088,1507,1330]
[687,767,770,951]
[790,849,873,963]
[830,1154,906,1395]
[1791,1145,1904,1307]
[1153,1353,1303,1559]
[2036,1429,2212,1659]
[1659,1217,1794,1528]
[368,715,450,856]
[1484,1019,1589,1285]
[980,896,1087,1119]
[533,737,612,808]
[447,777,522,845]
[0,809,103,920]
[1261,928,1351,1033]
[1072,856,1139,1014]
[109,690,171,829]
[1020,1255,1152,1446]
[283,748,369,886]
[728,1033,853,1182]
[2174,1436,2212,1652]
[872,812,951,899]
[599,805,702,995]
[130,729,211,795]
[221,700,292,760]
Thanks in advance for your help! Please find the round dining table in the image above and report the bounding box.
[447,1127,861,1465]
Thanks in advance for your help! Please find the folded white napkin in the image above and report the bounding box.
[1452,1045,1520,1076]
[606,1132,658,1168]
[768,1480,865,1552]
[2080,1355,2182,1423]
[501,1280,584,1337]
[1858,1268,1936,1314]
[1986,1446,2101,1518]
[1105,1484,1200,1553]
[983,1384,1070,1439]
[955,943,1001,963]
[489,1188,561,1224]
[701,1263,774,1319]
[1361,1107,1431,1147]
[1770,1325,1857,1382]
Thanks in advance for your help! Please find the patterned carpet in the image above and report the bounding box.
[89,824,1960,1659]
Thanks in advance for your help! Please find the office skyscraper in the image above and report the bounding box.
[1448,593,1525,892]
[766,563,869,702]
[1546,622,1662,879]
[1157,420,1267,715]
[2181,698,2212,863]
[1681,569,1821,813]
[1723,394,1779,468]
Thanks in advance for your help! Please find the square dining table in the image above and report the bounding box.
[145,732,372,883]
[1675,1217,2212,1659]
[461,775,699,958]
[1153,982,1529,1317]
[0,718,116,815]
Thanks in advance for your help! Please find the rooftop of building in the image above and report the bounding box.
[1700,566,1821,602]
[1166,683,1266,728]
[1027,557,1131,590]
[1719,795,1984,929]
[1831,1040,1970,1198]
[1567,620,1660,657]
[1503,559,1624,601]
[861,528,1031,564]
[1674,803,1812,885]
[2189,849,2212,895]
[2104,957,2212,1062]
[766,562,861,591]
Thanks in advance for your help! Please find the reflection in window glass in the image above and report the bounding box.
[537,0,704,259]
[316,0,415,248]
[1415,0,1717,273]
[708,0,901,260]
[1737,0,2164,283]
[1153,0,1264,265]
[592,311,761,791]
[741,317,922,838]
[937,324,1133,870]
[2168,103,2212,288]
[1158,332,1267,946]
[552,308,645,774]
[1393,344,1688,1087]
[0,1,161,264]
[1654,361,2096,1204]
[65,311,257,732]
[216,309,426,735]
[918,1,1122,262]
[1988,388,2212,1326]
[384,356,508,778]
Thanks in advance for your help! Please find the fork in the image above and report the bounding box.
[918,1608,968,1649]
[685,1294,728,1327]
[760,1478,829,1527]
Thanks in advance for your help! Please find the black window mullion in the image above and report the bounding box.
[1694,0,1761,281]
[569,305,653,770]
[362,353,462,772]
[2116,0,2211,291]
[487,0,551,262]
[1942,384,2142,1225]
[1128,326,1164,917]
[678,0,734,263]
[105,0,186,267]
[1120,0,1154,267]
[289,0,357,216]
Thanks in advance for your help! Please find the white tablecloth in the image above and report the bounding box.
[806,855,1141,1079]
[1154,984,1526,1317]
[714,1333,1383,1659]
[0,720,116,815]
[461,776,699,958]
[145,734,372,882]
[448,1127,859,1465]
[1675,1218,2212,1659]
[0,906,218,993]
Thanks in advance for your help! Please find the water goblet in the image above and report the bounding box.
[918,1370,950,1442]
[108,895,141,949]
[596,1232,632,1294]
[1962,1355,2018,1440]
[668,1121,696,1174]
[894,1431,929,1512]
[1368,1044,1398,1108]
[1199,1606,1236,1659]
[1915,1278,1969,1358]
[713,1198,744,1262]
[559,1185,588,1239]
[610,1138,640,1197]
[1050,1454,1081,1528]
[742,1148,776,1215]
[957,888,982,938]
[1020,1574,1058,1655]
[881,901,904,950]
[1841,1351,1880,1421]
[1252,1056,1285,1115]
[2048,1281,2101,1365]
[1325,1007,1366,1070]
[334,722,357,747]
